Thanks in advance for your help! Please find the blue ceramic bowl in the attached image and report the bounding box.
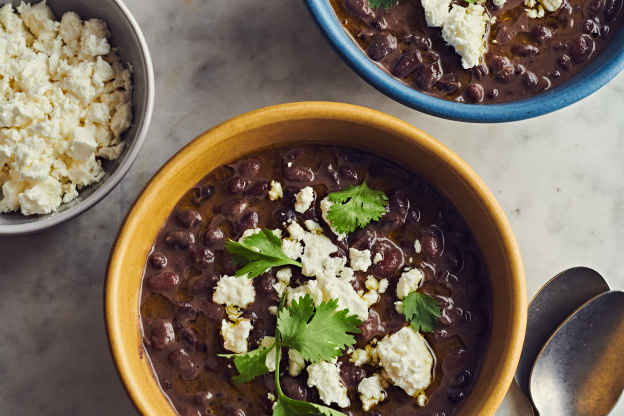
[303,0,624,123]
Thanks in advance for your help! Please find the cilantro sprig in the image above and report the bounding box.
[403,291,442,333]
[226,229,302,278]
[221,294,361,415]
[326,178,388,234]
[368,0,399,9]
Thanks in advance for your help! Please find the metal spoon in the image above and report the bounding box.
[530,290,624,416]
[514,267,610,414]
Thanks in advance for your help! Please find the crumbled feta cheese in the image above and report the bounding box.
[350,344,379,367]
[538,0,562,11]
[238,227,261,243]
[282,238,303,261]
[358,374,388,411]
[492,0,507,6]
[225,305,243,321]
[304,220,323,233]
[373,252,383,264]
[421,0,451,27]
[378,279,389,294]
[376,327,434,397]
[268,180,283,201]
[350,248,372,272]
[288,349,306,376]
[273,267,292,296]
[0,3,132,215]
[414,239,422,254]
[268,305,278,316]
[299,232,338,277]
[267,392,276,402]
[221,318,253,354]
[307,361,350,408]
[395,301,404,315]
[362,288,380,307]
[396,268,424,299]
[365,275,380,291]
[294,186,314,213]
[213,275,255,308]
[526,5,546,18]
[260,336,277,372]
[441,4,488,69]
[320,197,346,240]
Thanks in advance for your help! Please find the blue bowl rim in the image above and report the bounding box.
[303,0,624,123]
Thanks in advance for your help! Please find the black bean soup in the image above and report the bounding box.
[332,0,623,103]
[140,145,492,416]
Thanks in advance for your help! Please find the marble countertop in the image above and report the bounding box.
[1,0,623,414]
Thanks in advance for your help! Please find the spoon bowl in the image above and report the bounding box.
[515,267,610,413]
[530,290,624,416]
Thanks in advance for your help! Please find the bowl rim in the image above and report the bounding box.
[105,101,527,416]
[0,0,155,236]
[302,0,624,123]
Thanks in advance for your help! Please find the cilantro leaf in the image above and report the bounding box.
[326,179,388,234]
[273,395,346,416]
[403,291,442,333]
[367,0,398,9]
[218,345,274,385]
[278,294,361,363]
[226,229,302,278]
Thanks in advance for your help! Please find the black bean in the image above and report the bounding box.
[391,48,423,78]
[421,226,444,259]
[445,348,468,370]
[221,199,248,219]
[378,212,403,234]
[601,25,610,37]
[415,62,441,91]
[282,185,301,200]
[372,241,403,278]
[302,208,320,222]
[203,227,225,247]
[343,0,375,18]
[180,328,198,349]
[272,206,296,225]
[487,89,499,99]
[257,273,277,296]
[150,253,167,269]
[192,185,214,204]
[514,64,526,75]
[227,176,246,194]
[587,0,605,15]
[150,320,174,350]
[496,65,516,83]
[438,78,460,93]
[406,208,420,223]
[356,310,383,342]
[342,150,367,165]
[531,24,553,43]
[465,84,484,103]
[281,377,308,402]
[147,272,180,292]
[190,247,215,269]
[281,163,314,182]
[451,370,472,388]
[606,0,618,19]
[411,32,431,50]
[490,55,510,72]
[557,54,572,71]
[445,247,464,272]
[511,44,539,57]
[175,301,194,315]
[370,17,388,30]
[190,272,221,295]
[165,230,195,250]
[351,228,376,250]
[339,165,358,181]
[168,348,199,380]
[472,64,489,81]
[176,209,202,228]
[237,211,259,232]
[579,19,599,36]
[569,34,594,63]
[367,33,397,61]
[246,180,269,198]
[319,161,339,184]
[201,299,224,321]
[340,364,367,388]
[238,159,261,177]
[387,190,409,219]
[447,387,465,403]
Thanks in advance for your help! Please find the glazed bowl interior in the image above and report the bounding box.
[302,0,624,123]
[106,102,526,416]
[0,0,154,235]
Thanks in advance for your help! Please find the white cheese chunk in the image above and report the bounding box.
[273,267,292,296]
[307,361,350,408]
[376,327,434,397]
[212,275,255,308]
[421,0,452,27]
[294,186,314,213]
[320,196,346,240]
[288,349,306,377]
[396,268,424,299]
[358,374,388,411]
[259,336,277,372]
[66,126,97,161]
[538,0,562,12]
[17,176,62,215]
[441,4,488,69]
[268,180,283,201]
[221,318,253,354]
[349,247,372,272]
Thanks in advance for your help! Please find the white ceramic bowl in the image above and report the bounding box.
[0,0,154,235]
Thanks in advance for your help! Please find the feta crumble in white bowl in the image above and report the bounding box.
[0,0,154,235]
[106,102,526,416]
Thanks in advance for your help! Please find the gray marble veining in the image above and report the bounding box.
[1,0,623,414]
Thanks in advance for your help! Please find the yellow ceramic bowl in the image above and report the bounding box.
[105,102,526,416]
